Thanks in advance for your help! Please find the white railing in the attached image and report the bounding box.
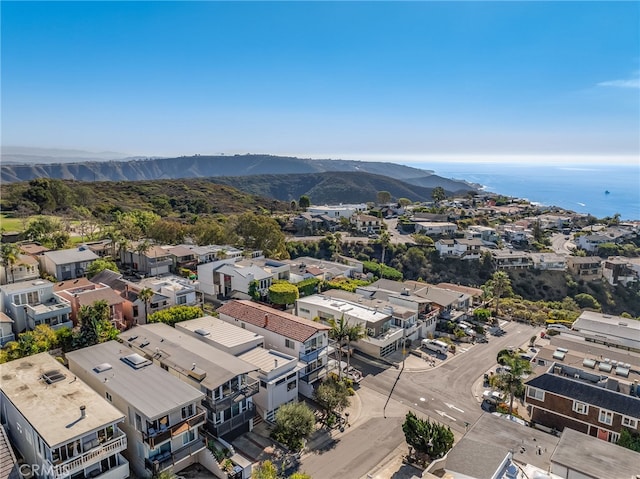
[52,435,127,478]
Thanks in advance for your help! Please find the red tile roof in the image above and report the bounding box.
[217,300,329,342]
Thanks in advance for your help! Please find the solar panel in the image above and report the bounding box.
[42,369,66,384]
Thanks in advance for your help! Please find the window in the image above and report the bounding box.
[622,416,638,429]
[527,387,544,401]
[599,409,613,425]
[285,338,295,349]
[299,307,310,314]
[181,404,194,419]
[176,295,187,305]
[105,392,112,402]
[287,380,296,391]
[182,429,195,445]
[572,401,588,415]
[609,432,620,444]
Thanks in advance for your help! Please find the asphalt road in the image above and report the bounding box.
[355,321,542,434]
[550,232,575,255]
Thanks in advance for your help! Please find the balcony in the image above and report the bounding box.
[212,405,255,438]
[145,437,206,474]
[203,379,259,413]
[363,325,404,348]
[299,345,327,363]
[299,366,327,384]
[49,434,127,479]
[143,409,206,448]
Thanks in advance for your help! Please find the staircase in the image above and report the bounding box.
[0,424,19,479]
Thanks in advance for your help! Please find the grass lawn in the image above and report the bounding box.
[0,214,27,232]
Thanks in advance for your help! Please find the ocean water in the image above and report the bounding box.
[410,162,640,221]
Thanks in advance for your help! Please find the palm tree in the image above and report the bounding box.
[0,243,20,284]
[487,271,511,318]
[496,351,532,415]
[138,288,154,324]
[328,315,351,379]
[135,240,151,273]
[378,230,391,266]
[345,322,366,373]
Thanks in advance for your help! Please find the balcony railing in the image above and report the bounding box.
[299,345,327,363]
[211,405,255,437]
[143,409,206,448]
[203,379,259,413]
[49,434,127,479]
[145,438,206,474]
[299,366,326,384]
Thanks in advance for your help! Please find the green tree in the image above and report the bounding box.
[252,461,278,479]
[138,288,154,324]
[402,411,454,460]
[473,308,491,322]
[73,300,119,349]
[431,186,446,204]
[397,198,412,208]
[313,375,350,421]
[376,191,392,205]
[298,195,311,209]
[271,402,315,451]
[345,321,366,373]
[0,242,20,284]
[233,212,288,259]
[87,258,119,278]
[269,282,299,307]
[148,305,203,326]
[486,271,512,317]
[617,428,640,452]
[378,230,391,265]
[574,293,601,311]
[495,351,532,414]
[288,474,312,479]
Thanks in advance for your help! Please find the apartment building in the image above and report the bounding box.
[67,341,206,478]
[0,353,129,479]
[121,324,259,439]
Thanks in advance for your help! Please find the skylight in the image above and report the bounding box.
[94,363,113,373]
[42,369,66,384]
[194,328,210,336]
[121,353,152,369]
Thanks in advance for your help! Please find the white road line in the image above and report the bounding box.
[435,410,457,421]
[445,403,465,413]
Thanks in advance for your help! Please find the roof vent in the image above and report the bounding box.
[194,328,210,337]
[121,353,152,369]
[128,335,138,342]
[139,340,150,348]
[94,363,113,373]
[42,370,66,384]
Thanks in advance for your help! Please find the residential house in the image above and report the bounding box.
[529,253,567,271]
[500,224,528,243]
[466,225,500,243]
[136,275,199,309]
[121,244,172,277]
[283,256,363,283]
[0,312,15,346]
[176,315,264,356]
[406,281,471,321]
[18,243,50,257]
[525,336,640,444]
[0,279,72,334]
[566,256,602,280]
[40,247,99,281]
[602,256,638,286]
[570,310,640,352]
[237,348,301,423]
[0,352,129,479]
[292,213,337,235]
[0,254,40,285]
[54,280,127,330]
[306,203,367,219]
[576,234,610,253]
[83,240,114,259]
[121,324,259,443]
[203,255,283,301]
[217,300,331,398]
[549,428,640,479]
[185,245,243,265]
[436,283,484,307]
[350,214,382,234]
[491,250,532,270]
[88,270,143,326]
[67,341,207,479]
[435,238,483,260]
[164,246,198,273]
[413,221,457,237]
[296,294,404,359]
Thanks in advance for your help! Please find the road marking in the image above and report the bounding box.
[459,348,468,353]
[419,397,426,402]
[445,403,465,413]
[435,410,457,421]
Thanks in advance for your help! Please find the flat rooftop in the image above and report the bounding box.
[0,352,124,447]
[297,294,392,324]
[238,348,298,375]
[66,341,203,420]
[177,315,264,349]
[551,427,640,478]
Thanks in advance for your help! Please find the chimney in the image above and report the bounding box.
[192,363,196,370]
[264,314,269,328]
[274,359,278,369]
[80,405,86,419]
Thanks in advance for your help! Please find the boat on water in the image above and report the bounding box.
[605,190,610,195]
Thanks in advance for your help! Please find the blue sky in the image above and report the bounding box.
[2,1,639,164]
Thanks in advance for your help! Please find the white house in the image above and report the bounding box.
[217,300,331,398]
[0,352,129,479]
[435,238,483,259]
[176,315,264,356]
[306,203,367,219]
[413,221,457,236]
[0,279,72,334]
[0,312,14,346]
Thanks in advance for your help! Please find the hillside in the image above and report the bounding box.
[208,171,475,204]
[0,154,471,193]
